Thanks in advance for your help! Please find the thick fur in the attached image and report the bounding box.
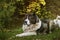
[16,19,41,37]
[16,13,41,37]
[36,19,50,34]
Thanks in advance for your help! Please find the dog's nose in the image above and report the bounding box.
[24,21,27,24]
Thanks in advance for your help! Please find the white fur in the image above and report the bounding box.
[53,16,60,27]
[56,16,60,19]
[53,19,58,24]
[57,20,60,27]
[16,32,36,37]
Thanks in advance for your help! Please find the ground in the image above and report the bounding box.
[0,27,60,40]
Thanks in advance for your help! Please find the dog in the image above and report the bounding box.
[16,13,42,37]
[50,16,60,30]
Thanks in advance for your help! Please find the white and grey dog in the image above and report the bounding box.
[16,13,41,37]
[16,14,60,37]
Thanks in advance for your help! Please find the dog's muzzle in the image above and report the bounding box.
[24,21,30,26]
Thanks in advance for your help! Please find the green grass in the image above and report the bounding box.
[0,28,60,40]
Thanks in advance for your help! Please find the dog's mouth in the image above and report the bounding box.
[27,24,31,26]
[24,22,31,26]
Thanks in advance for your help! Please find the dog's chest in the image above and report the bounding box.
[23,23,39,32]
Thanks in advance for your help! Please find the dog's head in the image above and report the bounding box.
[24,13,39,26]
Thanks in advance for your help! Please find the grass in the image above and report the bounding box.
[0,27,60,40]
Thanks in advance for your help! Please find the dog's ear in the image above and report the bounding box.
[33,13,36,16]
[33,13,39,22]
[24,14,28,19]
[25,14,28,16]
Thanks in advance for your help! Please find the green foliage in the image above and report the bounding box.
[40,7,55,19]
[0,0,15,29]
[26,0,46,14]
[0,0,55,29]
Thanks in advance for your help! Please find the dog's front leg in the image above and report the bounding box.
[16,32,36,37]
[49,21,52,33]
